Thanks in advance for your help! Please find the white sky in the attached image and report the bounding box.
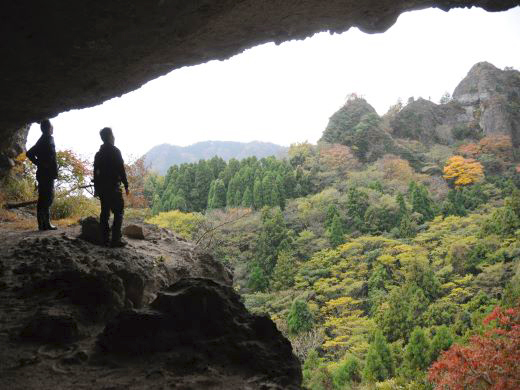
[28,6,520,161]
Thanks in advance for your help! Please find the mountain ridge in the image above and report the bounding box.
[144,140,288,174]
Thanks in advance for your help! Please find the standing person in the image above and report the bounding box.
[93,127,129,247]
[26,119,58,231]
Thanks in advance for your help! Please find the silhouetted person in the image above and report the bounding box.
[93,127,129,247]
[26,119,58,231]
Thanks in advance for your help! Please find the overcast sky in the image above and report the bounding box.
[28,6,520,161]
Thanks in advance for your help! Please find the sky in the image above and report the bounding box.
[28,6,520,161]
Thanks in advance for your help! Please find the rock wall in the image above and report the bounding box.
[0,125,29,179]
[0,1,517,169]
[453,62,520,148]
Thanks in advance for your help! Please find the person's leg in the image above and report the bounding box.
[43,179,56,230]
[38,178,56,230]
[110,189,125,247]
[99,194,111,245]
[36,180,45,231]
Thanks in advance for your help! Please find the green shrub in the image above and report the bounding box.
[333,355,360,388]
[51,195,99,219]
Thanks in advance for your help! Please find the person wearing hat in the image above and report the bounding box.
[26,119,59,230]
[93,127,129,247]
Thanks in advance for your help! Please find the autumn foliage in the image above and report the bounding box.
[429,303,520,390]
[457,135,513,160]
[443,155,484,187]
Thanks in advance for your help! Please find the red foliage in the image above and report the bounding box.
[428,304,520,390]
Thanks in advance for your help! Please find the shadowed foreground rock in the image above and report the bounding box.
[99,278,302,388]
[0,224,297,389]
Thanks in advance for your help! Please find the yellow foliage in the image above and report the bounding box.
[443,155,484,187]
[147,210,204,239]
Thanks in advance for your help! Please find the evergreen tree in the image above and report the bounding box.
[363,330,394,382]
[241,187,253,207]
[253,177,263,209]
[444,189,467,216]
[287,299,314,335]
[328,214,345,247]
[429,325,453,363]
[411,182,434,223]
[403,327,430,378]
[345,187,369,231]
[325,204,339,229]
[398,211,415,238]
[254,207,291,283]
[271,249,297,291]
[209,179,226,209]
[247,262,269,292]
[396,192,407,219]
[333,355,361,387]
[207,180,216,209]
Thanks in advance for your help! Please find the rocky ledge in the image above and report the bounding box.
[0,223,302,389]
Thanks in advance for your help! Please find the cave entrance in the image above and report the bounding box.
[23,6,520,165]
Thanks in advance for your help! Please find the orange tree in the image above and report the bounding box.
[429,303,520,390]
[125,156,150,208]
[443,155,484,187]
[56,150,90,192]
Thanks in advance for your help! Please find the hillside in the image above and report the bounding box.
[144,140,287,174]
[141,62,520,389]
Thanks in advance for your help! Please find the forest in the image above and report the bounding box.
[2,64,520,389]
[143,130,519,389]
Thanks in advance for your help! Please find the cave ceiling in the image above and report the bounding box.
[1,0,518,138]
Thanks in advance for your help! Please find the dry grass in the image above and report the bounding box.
[0,208,19,223]
[54,217,81,227]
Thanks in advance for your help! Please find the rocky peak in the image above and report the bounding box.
[453,62,520,147]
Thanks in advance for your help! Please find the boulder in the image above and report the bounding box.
[79,216,104,245]
[99,277,302,388]
[123,224,146,240]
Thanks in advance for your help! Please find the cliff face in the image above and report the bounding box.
[0,125,29,179]
[453,62,520,148]
[0,223,302,389]
[390,98,469,144]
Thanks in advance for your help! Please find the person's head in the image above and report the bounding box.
[40,119,53,135]
[99,127,115,145]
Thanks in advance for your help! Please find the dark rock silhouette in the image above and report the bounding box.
[0,224,298,389]
[99,278,302,387]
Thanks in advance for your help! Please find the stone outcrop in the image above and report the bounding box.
[390,98,470,144]
[99,278,302,388]
[0,1,517,167]
[0,224,299,388]
[0,125,29,178]
[453,62,520,147]
[388,63,520,149]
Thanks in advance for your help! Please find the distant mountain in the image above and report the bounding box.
[144,140,288,174]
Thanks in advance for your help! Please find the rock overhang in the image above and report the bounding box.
[1,0,518,142]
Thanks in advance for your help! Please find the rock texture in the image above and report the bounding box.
[99,278,301,388]
[0,224,297,389]
[0,125,30,178]
[453,62,520,147]
[390,98,469,144]
[0,1,517,164]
